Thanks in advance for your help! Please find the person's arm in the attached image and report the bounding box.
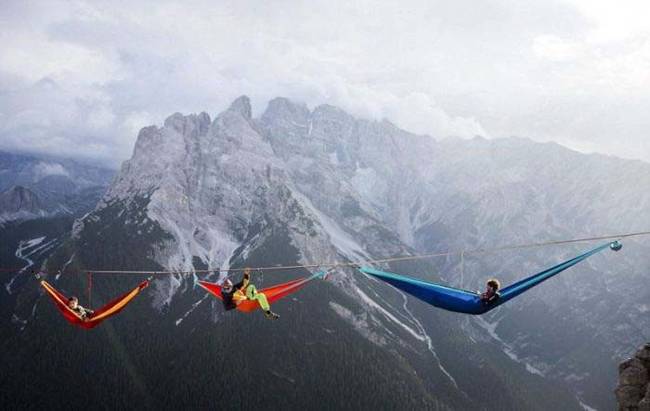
[232,290,247,302]
[71,307,86,320]
[78,306,92,319]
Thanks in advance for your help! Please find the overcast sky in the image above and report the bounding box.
[1,0,648,167]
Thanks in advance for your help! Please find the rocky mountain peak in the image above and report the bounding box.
[260,96,310,126]
[616,343,650,410]
[131,125,161,157]
[163,112,186,130]
[163,112,211,137]
[0,185,48,223]
[0,185,42,213]
[313,103,349,118]
[228,95,252,119]
[197,111,211,126]
[5,97,650,409]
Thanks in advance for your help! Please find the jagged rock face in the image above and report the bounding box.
[260,98,650,407]
[0,186,44,214]
[0,185,53,223]
[105,98,290,274]
[37,95,650,409]
[616,344,650,410]
[18,96,590,410]
[259,97,650,409]
[101,96,408,305]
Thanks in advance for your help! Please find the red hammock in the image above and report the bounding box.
[198,272,323,313]
[40,279,149,329]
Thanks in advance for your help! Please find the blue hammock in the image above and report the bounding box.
[359,241,622,315]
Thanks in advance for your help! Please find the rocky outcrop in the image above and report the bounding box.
[616,343,650,410]
[0,185,48,222]
[0,185,43,213]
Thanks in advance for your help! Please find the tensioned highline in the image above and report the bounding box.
[79,230,650,275]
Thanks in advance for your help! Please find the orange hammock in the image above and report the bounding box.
[198,271,324,313]
[40,279,149,329]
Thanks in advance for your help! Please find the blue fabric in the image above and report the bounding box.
[359,242,617,315]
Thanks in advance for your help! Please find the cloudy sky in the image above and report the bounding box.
[1,0,648,167]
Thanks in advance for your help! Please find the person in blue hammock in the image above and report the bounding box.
[480,278,501,304]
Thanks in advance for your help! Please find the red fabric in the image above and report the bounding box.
[198,276,313,313]
[41,280,149,329]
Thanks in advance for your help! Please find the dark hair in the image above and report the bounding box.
[68,296,78,302]
[487,279,501,290]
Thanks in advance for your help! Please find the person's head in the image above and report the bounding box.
[222,279,233,292]
[487,279,500,291]
[243,267,251,280]
[68,297,79,309]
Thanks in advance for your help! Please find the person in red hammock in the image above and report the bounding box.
[67,296,94,321]
[480,278,501,304]
[221,268,279,320]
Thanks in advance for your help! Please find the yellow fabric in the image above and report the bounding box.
[232,289,247,302]
[41,281,79,316]
[41,281,90,321]
[91,287,141,321]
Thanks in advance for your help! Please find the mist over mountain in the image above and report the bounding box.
[1,96,648,410]
[0,151,114,222]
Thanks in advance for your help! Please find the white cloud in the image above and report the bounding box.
[34,162,69,179]
[0,0,648,165]
[533,35,583,62]
[565,0,650,42]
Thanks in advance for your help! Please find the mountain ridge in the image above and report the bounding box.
[0,150,114,223]
[1,95,648,410]
[84,95,650,409]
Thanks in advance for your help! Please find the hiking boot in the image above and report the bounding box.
[264,310,280,320]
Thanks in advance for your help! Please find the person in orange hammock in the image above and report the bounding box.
[480,278,501,304]
[67,296,94,321]
[221,268,279,320]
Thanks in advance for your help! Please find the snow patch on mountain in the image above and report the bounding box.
[474,315,545,377]
[289,188,370,262]
[350,166,387,211]
[56,253,75,281]
[578,400,597,411]
[6,236,48,294]
[175,294,210,326]
[329,301,389,346]
[354,285,425,342]
[397,290,459,388]
[34,162,70,179]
